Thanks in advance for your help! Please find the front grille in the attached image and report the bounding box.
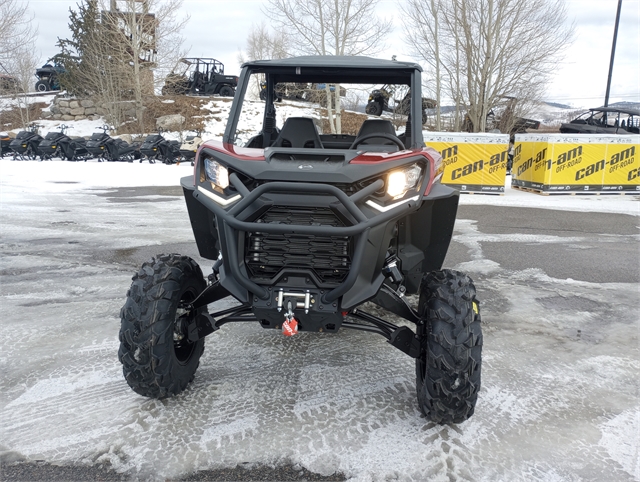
[245,206,352,285]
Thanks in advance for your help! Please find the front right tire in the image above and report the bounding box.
[35,80,50,92]
[416,269,482,423]
[119,254,206,398]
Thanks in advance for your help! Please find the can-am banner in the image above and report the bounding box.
[424,132,509,194]
[511,134,640,193]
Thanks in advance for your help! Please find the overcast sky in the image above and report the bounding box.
[25,0,640,108]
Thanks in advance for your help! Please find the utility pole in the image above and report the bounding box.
[604,0,623,107]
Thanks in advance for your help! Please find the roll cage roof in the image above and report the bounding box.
[587,106,640,116]
[241,56,422,85]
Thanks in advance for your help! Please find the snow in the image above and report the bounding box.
[598,409,640,480]
[2,159,637,217]
[461,174,640,217]
[1,158,195,192]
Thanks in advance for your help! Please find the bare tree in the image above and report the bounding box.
[264,0,393,133]
[0,0,38,83]
[238,22,290,98]
[58,0,188,130]
[239,22,290,64]
[0,0,39,128]
[101,0,189,129]
[403,0,574,133]
[403,0,443,130]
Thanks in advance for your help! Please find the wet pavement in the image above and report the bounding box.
[1,183,638,481]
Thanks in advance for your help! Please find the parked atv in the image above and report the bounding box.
[85,126,141,162]
[8,125,43,160]
[365,84,394,116]
[162,58,237,97]
[366,85,434,125]
[179,130,204,165]
[259,81,283,102]
[34,61,65,92]
[139,130,181,164]
[119,56,482,425]
[258,82,344,105]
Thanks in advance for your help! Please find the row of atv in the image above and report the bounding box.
[1,126,204,164]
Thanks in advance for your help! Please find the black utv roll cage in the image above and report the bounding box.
[225,56,426,149]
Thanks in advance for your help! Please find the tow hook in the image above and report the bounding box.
[282,301,299,336]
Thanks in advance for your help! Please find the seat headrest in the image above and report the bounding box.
[272,117,323,148]
[356,119,396,137]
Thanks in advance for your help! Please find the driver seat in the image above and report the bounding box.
[355,119,398,145]
[272,117,323,148]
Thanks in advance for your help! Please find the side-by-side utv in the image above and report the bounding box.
[119,56,482,424]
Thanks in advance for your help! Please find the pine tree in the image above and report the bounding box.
[55,0,102,96]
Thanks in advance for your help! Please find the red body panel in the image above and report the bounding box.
[196,140,443,196]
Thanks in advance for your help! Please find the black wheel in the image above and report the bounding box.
[365,101,383,116]
[416,269,482,423]
[219,85,235,97]
[118,254,207,398]
[35,80,50,92]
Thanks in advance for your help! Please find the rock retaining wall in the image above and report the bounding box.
[42,96,138,122]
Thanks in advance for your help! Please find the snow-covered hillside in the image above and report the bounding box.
[0,94,640,140]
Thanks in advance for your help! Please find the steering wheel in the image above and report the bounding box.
[350,132,405,150]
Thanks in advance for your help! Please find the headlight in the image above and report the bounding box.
[386,164,422,198]
[204,158,229,189]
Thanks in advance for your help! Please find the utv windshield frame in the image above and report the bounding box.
[223,56,425,149]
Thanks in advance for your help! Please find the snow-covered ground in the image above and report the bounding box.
[0,93,583,142]
[1,157,637,215]
[1,158,638,481]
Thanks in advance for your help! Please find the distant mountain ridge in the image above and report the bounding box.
[542,101,572,109]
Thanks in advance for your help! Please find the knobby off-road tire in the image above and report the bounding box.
[219,85,235,97]
[416,269,482,423]
[119,254,206,398]
[35,80,50,92]
[365,101,383,116]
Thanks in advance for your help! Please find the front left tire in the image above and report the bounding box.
[119,254,206,398]
[416,269,482,423]
[35,80,50,92]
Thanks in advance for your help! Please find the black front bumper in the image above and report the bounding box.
[181,175,458,331]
